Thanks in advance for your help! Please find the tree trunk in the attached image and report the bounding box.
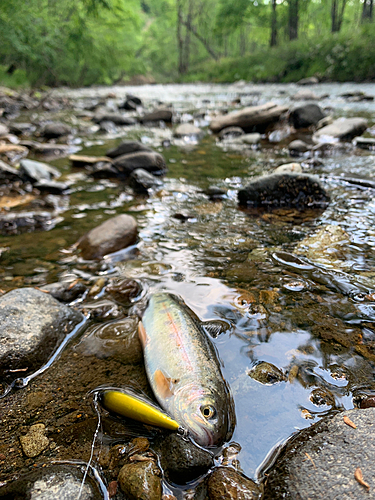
[176,0,185,74]
[331,0,347,32]
[288,0,298,40]
[239,27,246,56]
[270,0,277,47]
[362,0,373,21]
[180,17,219,60]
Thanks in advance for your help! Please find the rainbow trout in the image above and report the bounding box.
[138,292,235,447]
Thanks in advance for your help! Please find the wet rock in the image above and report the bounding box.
[89,161,120,179]
[0,124,9,136]
[288,140,310,155]
[292,90,320,101]
[297,76,319,85]
[40,122,71,138]
[93,113,137,126]
[106,141,153,158]
[248,362,286,385]
[218,126,245,140]
[289,104,325,129]
[9,122,36,136]
[129,168,161,194]
[174,123,203,138]
[77,214,138,260]
[41,281,87,303]
[238,173,329,209]
[207,467,261,500]
[210,102,288,134]
[0,211,58,235]
[0,159,24,183]
[19,159,60,183]
[69,154,112,168]
[19,423,49,457]
[274,163,302,174]
[119,94,143,110]
[353,136,375,149]
[313,117,368,142]
[157,433,214,484]
[309,387,335,407]
[79,299,125,321]
[140,108,173,123]
[20,140,70,156]
[0,287,84,378]
[118,459,162,500]
[263,408,375,500]
[34,179,70,194]
[113,151,166,177]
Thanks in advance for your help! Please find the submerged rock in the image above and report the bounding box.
[106,141,153,158]
[238,173,330,209]
[248,362,286,385]
[0,211,58,235]
[117,459,162,500]
[210,102,288,134]
[289,104,325,129]
[263,408,375,500]
[41,281,87,303]
[207,467,261,500]
[19,423,49,458]
[0,287,84,378]
[77,214,138,260]
[313,117,368,142]
[113,151,166,177]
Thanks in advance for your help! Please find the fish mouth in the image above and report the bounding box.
[191,424,215,447]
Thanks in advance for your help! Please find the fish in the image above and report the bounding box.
[138,292,235,447]
[101,388,181,431]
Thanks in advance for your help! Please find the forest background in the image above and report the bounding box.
[0,0,374,88]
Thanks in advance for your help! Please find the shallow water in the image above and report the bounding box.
[1,82,375,489]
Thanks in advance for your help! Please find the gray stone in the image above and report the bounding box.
[263,408,375,500]
[113,151,166,177]
[106,141,153,158]
[0,124,9,136]
[313,117,368,142]
[0,211,57,235]
[156,433,214,484]
[292,90,320,101]
[40,122,71,138]
[297,76,319,85]
[19,159,60,183]
[0,288,84,377]
[354,136,375,149]
[174,123,203,138]
[129,168,161,194]
[289,104,325,129]
[89,161,120,179]
[9,122,36,136]
[0,159,24,182]
[238,173,330,209]
[232,133,262,145]
[218,126,245,140]
[93,113,137,126]
[41,281,87,303]
[34,180,70,194]
[140,108,173,123]
[77,214,138,260]
[210,102,288,134]
[20,141,70,156]
[288,140,310,155]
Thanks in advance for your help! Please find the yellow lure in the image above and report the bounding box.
[101,390,181,431]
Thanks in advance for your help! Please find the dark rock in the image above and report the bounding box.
[0,124,10,136]
[119,94,143,110]
[263,408,375,500]
[353,136,375,149]
[34,180,70,194]
[20,140,70,157]
[9,122,36,136]
[113,151,166,177]
[248,362,286,385]
[106,278,142,304]
[0,95,20,117]
[313,117,368,142]
[340,91,374,101]
[89,161,120,179]
[40,122,71,138]
[78,299,125,321]
[41,281,87,302]
[19,159,60,183]
[203,186,227,200]
[0,288,84,379]
[156,433,214,484]
[117,460,162,500]
[289,104,325,129]
[106,141,153,158]
[207,467,261,500]
[93,113,137,126]
[238,173,330,209]
[140,108,173,123]
[218,126,245,140]
[98,120,118,134]
[297,76,319,85]
[129,168,161,194]
[0,159,24,183]
[77,214,138,260]
[0,464,102,499]
[0,211,58,235]
[288,139,310,156]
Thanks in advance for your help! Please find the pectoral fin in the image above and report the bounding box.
[138,321,148,348]
[154,369,177,399]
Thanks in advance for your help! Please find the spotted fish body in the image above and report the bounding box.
[139,292,235,447]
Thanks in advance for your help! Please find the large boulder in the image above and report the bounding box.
[106,141,153,158]
[313,117,368,142]
[113,151,166,177]
[238,173,330,209]
[77,214,138,260]
[263,408,375,500]
[210,102,288,134]
[0,288,84,379]
[289,104,325,129]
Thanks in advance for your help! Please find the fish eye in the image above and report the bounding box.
[200,405,216,419]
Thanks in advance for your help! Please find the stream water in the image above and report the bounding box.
[1,82,375,493]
